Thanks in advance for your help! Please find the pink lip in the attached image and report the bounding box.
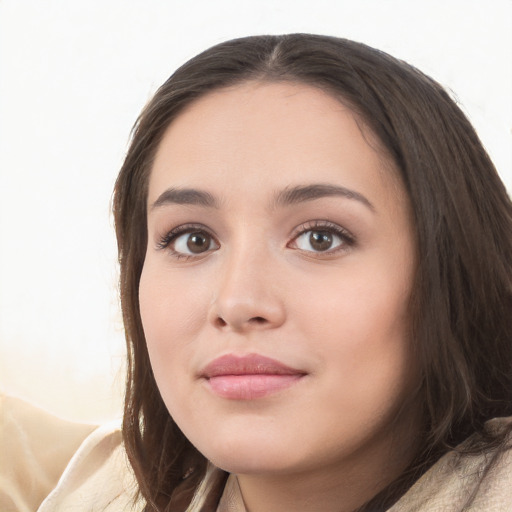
[200,354,306,400]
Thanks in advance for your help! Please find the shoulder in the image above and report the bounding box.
[390,417,512,512]
[0,394,96,512]
[0,394,142,512]
[38,421,143,512]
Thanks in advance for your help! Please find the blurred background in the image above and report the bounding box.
[0,0,511,424]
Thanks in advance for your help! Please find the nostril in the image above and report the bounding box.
[215,317,228,328]
[250,316,267,324]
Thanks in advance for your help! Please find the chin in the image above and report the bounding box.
[193,430,299,475]
[209,451,297,476]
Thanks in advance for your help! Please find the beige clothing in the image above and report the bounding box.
[1,394,511,511]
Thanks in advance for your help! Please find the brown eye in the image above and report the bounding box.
[292,227,347,253]
[186,232,211,253]
[309,231,333,251]
[171,230,218,256]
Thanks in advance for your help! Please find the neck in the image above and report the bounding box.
[235,412,421,512]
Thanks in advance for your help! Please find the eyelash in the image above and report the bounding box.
[156,220,355,259]
[288,220,355,255]
[156,223,219,260]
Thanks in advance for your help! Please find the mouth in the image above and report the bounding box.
[199,353,307,400]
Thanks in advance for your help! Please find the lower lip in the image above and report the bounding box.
[206,374,303,400]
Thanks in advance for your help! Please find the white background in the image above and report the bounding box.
[1,0,511,423]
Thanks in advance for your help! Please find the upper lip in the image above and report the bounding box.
[200,353,305,378]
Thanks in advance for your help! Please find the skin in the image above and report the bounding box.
[139,81,420,511]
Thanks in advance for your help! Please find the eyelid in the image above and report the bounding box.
[156,223,219,255]
[288,220,355,254]
[154,220,354,258]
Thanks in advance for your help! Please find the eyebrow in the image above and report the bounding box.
[151,187,219,210]
[150,183,374,212]
[273,184,375,211]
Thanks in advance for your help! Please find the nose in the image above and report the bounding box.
[208,248,286,333]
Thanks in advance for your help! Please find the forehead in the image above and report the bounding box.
[148,81,404,209]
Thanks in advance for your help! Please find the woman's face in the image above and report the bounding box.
[139,82,418,479]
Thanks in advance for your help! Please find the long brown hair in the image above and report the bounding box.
[113,34,512,511]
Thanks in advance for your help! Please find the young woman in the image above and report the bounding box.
[4,34,511,512]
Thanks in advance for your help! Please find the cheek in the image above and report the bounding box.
[138,263,207,380]
[294,263,414,390]
[297,261,410,343]
[140,260,206,332]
